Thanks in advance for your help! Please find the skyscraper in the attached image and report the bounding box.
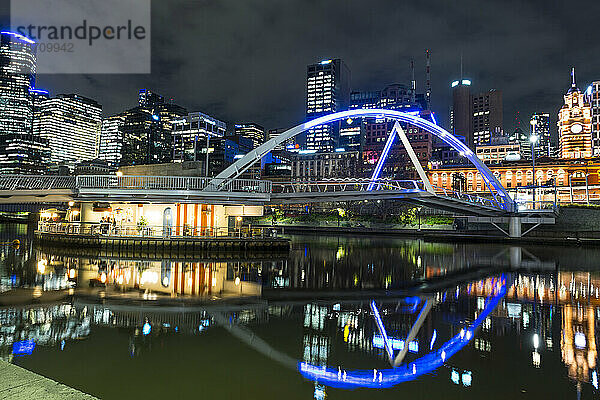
[450,79,503,150]
[558,69,592,159]
[305,59,350,152]
[98,113,126,169]
[0,32,48,174]
[530,113,551,157]
[450,79,472,148]
[589,81,600,156]
[119,90,187,166]
[172,111,226,164]
[471,89,502,146]
[35,94,102,168]
[234,123,265,149]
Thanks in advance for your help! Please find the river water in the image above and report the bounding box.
[1,223,599,399]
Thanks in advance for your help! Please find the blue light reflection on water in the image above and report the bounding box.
[298,275,507,389]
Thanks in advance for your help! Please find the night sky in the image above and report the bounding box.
[2,0,600,137]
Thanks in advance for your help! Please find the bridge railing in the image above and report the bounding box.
[272,179,421,194]
[0,175,76,190]
[75,175,272,193]
[37,221,280,239]
[431,185,504,209]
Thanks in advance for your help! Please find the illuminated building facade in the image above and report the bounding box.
[475,142,521,165]
[172,111,226,165]
[234,123,265,149]
[290,150,360,181]
[450,79,503,150]
[305,59,350,152]
[120,90,187,166]
[559,69,592,159]
[472,89,502,146]
[530,113,552,157]
[0,32,49,174]
[589,81,600,156]
[98,113,126,169]
[428,159,600,203]
[36,94,102,168]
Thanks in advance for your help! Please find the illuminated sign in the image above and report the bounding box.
[320,59,332,65]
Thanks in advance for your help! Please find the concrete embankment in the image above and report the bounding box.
[0,360,97,399]
[260,207,600,246]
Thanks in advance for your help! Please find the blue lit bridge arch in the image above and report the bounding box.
[211,109,514,212]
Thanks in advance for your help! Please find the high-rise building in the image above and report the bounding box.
[0,32,49,174]
[530,113,552,157]
[450,79,472,148]
[119,90,187,166]
[450,79,503,150]
[98,113,126,169]
[172,111,226,164]
[558,69,592,159]
[305,59,350,152]
[234,123,265,149]
[35,94,102,168]
[588,81,600,156]
[471,89,502,146]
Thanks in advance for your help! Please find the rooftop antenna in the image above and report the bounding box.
[460,53,463,80]
[571,67,576,88]
[426,49,431,109]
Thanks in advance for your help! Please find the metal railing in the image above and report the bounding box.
[0,175,272,194]
[431,185,505,209]
[272,179,506,210]
[0,175,76,190]
[272,179,422,194]
[77,175,272,193]
[37,221,280,239]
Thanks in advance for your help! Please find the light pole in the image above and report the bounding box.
[530,119,539,209]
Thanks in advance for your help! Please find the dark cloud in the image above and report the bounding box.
[3,0,600,136]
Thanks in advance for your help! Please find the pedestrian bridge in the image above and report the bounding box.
[0,174,511,216]
[0,108,557,219]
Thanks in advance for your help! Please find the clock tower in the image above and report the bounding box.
[558,68,592,159]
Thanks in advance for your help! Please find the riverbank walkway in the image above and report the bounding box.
[0,360,97,399]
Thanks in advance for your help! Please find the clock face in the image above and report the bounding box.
[571,123,583,134]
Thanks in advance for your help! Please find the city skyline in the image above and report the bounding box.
[1,0,599,133]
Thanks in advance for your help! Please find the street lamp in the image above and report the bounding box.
[530,119,539,208]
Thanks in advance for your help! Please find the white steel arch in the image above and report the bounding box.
[210,109,514,211]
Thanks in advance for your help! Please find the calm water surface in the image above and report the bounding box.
[0,224,599,399]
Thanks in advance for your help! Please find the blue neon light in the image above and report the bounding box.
[222,108,511,210]
[430,330,437,350]
[13,340,36,355]
[367,129,397,191]
[430,113,438,126]
[370,301,394,361]
[1,31,35,44]
[30,89,49,95]
[298,275,507,389]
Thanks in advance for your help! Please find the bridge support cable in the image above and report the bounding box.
[368,122,435,194]
[392,298,434,367]
[370,300,395,365]
[393,122,435,194]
